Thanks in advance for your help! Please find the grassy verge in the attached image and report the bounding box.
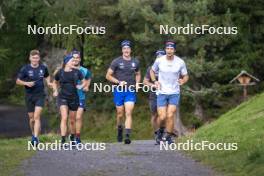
[181,93,264,176]
[0,134,70,176]
[0,137,34,176]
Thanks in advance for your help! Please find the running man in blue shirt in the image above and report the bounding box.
[143,49,165,144]
[71,50,91,144]
[16,49,53,145]
[150,41,189,144]
[106,40,141,144]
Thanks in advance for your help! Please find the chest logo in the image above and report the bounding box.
[39,69,44,77]
[119,62,125,69]
[28,70,34,77]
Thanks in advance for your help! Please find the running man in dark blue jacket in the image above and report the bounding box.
[16,49,53,145]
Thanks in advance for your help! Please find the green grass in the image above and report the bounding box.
[182,93,264,176]
[0,134,68,176]
[81,106,153,142]
[0,137,35,176]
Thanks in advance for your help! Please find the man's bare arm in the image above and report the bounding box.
[179,75,189,85]
[143,77,155,87]
[16,78,34,87]
[105,68,119,84]
[45,76,53,88]
[149,69,157,82]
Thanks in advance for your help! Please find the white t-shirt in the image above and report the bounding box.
[152,55,188,95]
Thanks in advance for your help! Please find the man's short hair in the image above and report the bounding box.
[30,49,40,56]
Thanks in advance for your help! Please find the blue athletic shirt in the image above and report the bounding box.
[77,66,91,100]
[17,64,49,94]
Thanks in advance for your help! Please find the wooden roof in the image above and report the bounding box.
[230,70,260,83]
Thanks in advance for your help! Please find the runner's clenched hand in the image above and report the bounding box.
[154,81,161,90]
[179,79,184,85]
[53,90,58,97]
[119,81,127,86]
[83,86,89,92]
[25,81,35,87]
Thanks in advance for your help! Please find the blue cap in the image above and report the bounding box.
[155,50,166,57]
[121,40,131,48]
[165,41,176,49]
[63,54,73,64]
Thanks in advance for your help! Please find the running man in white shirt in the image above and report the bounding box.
[150,41,189,144]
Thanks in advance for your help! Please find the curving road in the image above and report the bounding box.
[1,105,219,176]
[22,140,220,176]
[0,105,49,138]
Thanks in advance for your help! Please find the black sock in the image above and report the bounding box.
[125,129,131,138]
[118,125,123,130]
[61,136,66,143]
[70,134,75,141]
[160,127,165,133]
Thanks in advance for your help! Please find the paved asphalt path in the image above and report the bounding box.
[0,104,49,138]
[22,140,219,176]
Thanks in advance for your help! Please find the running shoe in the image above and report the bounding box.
[31,136,39,147]
[76,137,82,145]
[155,128,164,145]
[162,133,174,145]
[69,134,76,146]
[31,135,34,143]
[124,138,131,144]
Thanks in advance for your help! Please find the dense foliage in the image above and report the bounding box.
[0,0,263,125]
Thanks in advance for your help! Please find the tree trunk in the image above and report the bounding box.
[194,99,205,121]
[0,7,5,29]
[174,106,187,136]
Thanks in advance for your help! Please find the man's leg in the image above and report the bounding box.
[124,102,134,144]
[25,95,35,139]
[116,105,124,142]
[28,112,34,135]
[151,113,159,131]
[157,106,167,136]
[149,98,159,132]
[33,107,43,138]
[164,94,180,144]
[151,112,159,142]
[156,94,168,144]
[113,88,125,142]
[116,106,124,126]
[166,105,177,134]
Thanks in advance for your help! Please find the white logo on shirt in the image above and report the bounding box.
[28,70,34,77]
[119,62,125,69]
[39,69,44,77]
